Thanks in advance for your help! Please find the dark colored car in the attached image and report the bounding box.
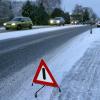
[97,21,100,27]
[3,17,33,30]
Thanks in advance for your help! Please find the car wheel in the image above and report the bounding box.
[6,27,9,30]
[29,25,32,29]
[58,23,61,26]
[63,23,65,26]
[17,25,22,30]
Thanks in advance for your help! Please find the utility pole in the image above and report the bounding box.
[90,24,92,34]
[90,18,94,34]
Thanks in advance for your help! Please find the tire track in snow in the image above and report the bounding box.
[50,41,100,100]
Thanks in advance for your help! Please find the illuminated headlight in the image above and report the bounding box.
[71,21,73,24]
[3,23,7,26]
[50,20,54,24]
[56,20,60,23]
[75,21,77,24]
[12,23,16,26]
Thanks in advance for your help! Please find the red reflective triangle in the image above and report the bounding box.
[32,59,59,87]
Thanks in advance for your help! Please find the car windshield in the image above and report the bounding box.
[55,17,61,20]
[12,18,22,21]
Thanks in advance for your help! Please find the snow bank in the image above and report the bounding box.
[0,25,84,40]
[0,27,5,30]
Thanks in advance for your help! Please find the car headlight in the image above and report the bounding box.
[56,20,60,23]
[3,23,7,26]
[71,21,73,24]
[12,23,16,26]
[75,21,77,24]
[50,20,54,24]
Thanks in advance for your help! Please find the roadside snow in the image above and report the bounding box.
[0,27,5,30]
[11,28,100,100]
[0,25,84,40]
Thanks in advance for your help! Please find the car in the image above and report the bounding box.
[3,17,33,30]
[96,21,100,27]
[49,17,65,25]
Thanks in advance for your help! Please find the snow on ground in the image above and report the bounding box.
[0,27,5,30]
[32,25,52,28]
[0,26,52,34]
[50,28,100,100]
[0,26,51,31]
[0,25,84,40]
[9,28,100,100]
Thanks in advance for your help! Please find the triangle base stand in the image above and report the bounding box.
[35,85,45,98]
[32,83,61,98]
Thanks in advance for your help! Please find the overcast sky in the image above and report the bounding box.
[14,0,100,17]
[62,0,100,17]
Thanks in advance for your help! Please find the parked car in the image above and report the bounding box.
[49,17,65,25]
[3,17,33,30]
[96,21,100,27]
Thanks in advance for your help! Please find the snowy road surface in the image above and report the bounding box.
[0,25,85,40]
[0,26,99,100]
[0,25,88,54]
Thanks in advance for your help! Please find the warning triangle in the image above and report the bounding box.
[32,59,59,87]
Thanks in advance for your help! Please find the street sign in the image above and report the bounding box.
[32,59,59,87]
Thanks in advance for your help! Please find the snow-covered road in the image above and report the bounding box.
[0,27,99,100]
[0,25,84,40]
[15,28,100,100]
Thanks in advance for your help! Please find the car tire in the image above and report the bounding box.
[6,27,9,30]
[29,25,32,29]
[58,24,61,26]
[17,25,22,30]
